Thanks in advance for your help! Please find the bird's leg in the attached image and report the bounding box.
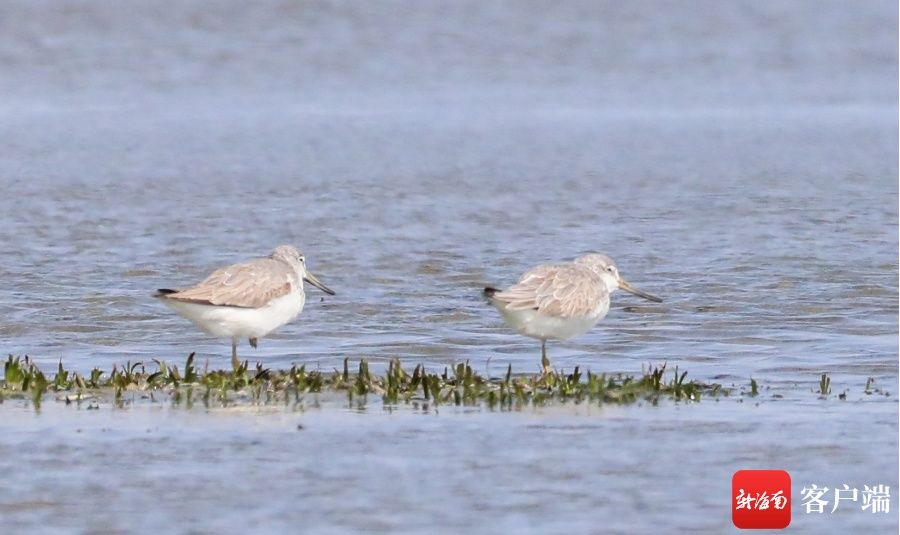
[231,337,241,372]
[541,339,551,375]
[249,337,258,349]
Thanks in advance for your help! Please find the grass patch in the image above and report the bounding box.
[0,354,729,410]
[818,373,831,396]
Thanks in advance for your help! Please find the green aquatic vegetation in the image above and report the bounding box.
[859,377,891,398]
[1,354,731,410]
[818,373,831,396]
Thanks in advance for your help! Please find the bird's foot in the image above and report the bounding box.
[541,355,552,376]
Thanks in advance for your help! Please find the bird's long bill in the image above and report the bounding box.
[619,279,662,303]
[304,271,336,295]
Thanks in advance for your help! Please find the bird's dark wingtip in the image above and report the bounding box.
[154,288,178,298]
[483,287,499,298]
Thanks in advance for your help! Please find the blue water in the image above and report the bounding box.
[0,1,896,533]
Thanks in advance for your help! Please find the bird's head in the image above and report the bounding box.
[575,253,661,302]
[271,245,335,295]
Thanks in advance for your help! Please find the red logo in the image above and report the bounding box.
[732,470,791,529]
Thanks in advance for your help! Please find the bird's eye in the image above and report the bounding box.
[606,266,615,272]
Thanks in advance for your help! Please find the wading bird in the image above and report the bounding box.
[484,253,661,373]
[156,245,334,360]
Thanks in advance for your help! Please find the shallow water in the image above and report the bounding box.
[0,396,897,534]
[0,0,897,532]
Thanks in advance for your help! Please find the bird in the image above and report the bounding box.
[155,245,335,361]
[484,253,661,374]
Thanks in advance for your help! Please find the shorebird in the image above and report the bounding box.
[484,253,661,373]
[155,245,334,360]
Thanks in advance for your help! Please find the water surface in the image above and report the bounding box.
[0,0,896,533]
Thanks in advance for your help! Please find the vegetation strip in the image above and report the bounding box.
[2,354,732,409]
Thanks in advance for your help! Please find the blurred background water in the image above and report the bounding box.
[0,1,896,533]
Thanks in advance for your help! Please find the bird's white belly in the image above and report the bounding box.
[495,303,608,341]
[163,290,306,339]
